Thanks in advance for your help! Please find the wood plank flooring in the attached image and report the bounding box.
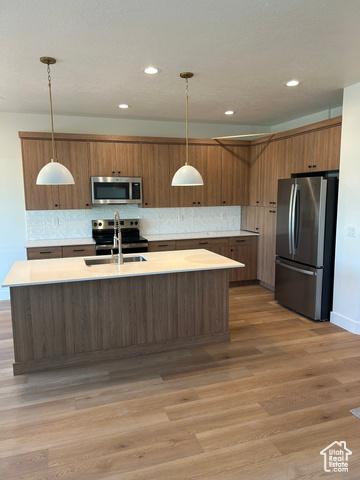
[1,285,360,479]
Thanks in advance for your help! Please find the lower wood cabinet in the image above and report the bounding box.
[147,240,176,252]
[148,235,258,283]
[228,236,258,282]
[241,206,277,288]
[27,244,95,260]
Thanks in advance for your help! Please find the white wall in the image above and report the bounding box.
[271,107,342,133]
[0,112,265,300]
[330,84,360,333]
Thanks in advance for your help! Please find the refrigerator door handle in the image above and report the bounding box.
[289,184,295,254]
[276,259,317,276]
[292,184,300,255]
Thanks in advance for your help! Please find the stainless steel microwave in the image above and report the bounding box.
[91,177,142,205]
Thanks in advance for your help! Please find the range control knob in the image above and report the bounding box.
[135,221,138,225]
[93,222,97,227]
[98,222,102,227]
[130,221,134,225]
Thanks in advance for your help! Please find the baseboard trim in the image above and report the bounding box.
[330,311,360,335]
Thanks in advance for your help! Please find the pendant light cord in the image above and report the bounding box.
[46,62,56,163]
[185,77,189,165]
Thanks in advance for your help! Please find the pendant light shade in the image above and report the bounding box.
[171,72,204,187]
[36,161,75,185]
[36,57,75,186]
[171,164,204,186]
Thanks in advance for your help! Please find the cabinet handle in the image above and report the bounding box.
[118,171,121,174]
[112,171,115,174]
[236,239,245,243]
[54,204,58,207]
[308,165,312,169]
[73,249,85,252]
[193,202,196,205]
[199,242,208,245]
[256,227,259,230]
[256,201,259,204]
[223,201,226,204]
[158,244,168,247]
[312,165,316,168]
[40,251,52,254]
[198,202,200,205]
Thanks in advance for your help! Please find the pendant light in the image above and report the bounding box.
[171,72,204,186]
[36,57,75,185]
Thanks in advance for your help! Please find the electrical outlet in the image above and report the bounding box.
[347,225,356,237]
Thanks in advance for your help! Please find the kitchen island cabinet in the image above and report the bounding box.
[3,250,242,375]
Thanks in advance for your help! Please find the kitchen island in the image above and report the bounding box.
[3,249,243,375]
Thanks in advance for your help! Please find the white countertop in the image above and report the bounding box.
[146,230,258,242]
[2,249,244,288]
[25,238,95,248]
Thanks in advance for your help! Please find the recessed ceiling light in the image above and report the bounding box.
[119,104,129,109]
[286,80,300,87]
[144,67,159,75]
[225,110,235,115]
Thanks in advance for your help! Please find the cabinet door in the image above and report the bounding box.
[62,244,96,257]
[241,206,259,233]
[221,146,249,206]
[291,132,316,173]
[148,240,176,252]
[115,143,142,176]
[257,207,277,287]
[142,144,170,207]
[229,237,258,282]
[169,145,195,207]
[190,145,222,206]
[313,125,341,171]
[27,246,62,260]
[57,141,91,209]
[89,142,116,176]
[21,139,60,210]
[249,143,265,206]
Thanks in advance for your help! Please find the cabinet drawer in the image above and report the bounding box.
[176,237,228,250]
[228,236,255,247]
[27,246,63,260]
[148,241,176,252]
[62,245,96,258]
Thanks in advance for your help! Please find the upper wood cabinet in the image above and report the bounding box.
[169,145,222,207]
[22,139,60,210]
[56,141,91,209]
[21,139,90,210]
[142,144,170,208]
[221,146,250,206]
[291,125,341,174]
[89,142,142,177]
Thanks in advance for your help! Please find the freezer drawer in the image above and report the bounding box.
[275,258,324,320]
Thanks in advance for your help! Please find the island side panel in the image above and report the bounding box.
[9,268,230,374]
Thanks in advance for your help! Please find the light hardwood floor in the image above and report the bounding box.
[1,285,360,479]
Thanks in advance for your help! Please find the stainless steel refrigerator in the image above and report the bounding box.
[275,175,338,321]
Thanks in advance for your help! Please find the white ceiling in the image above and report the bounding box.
[2,0,360,126]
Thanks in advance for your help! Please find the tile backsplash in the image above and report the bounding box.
[26,205,241,240]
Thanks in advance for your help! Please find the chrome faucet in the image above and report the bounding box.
[113,211,123,265]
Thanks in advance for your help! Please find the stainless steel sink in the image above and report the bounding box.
[85,256,147,266]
